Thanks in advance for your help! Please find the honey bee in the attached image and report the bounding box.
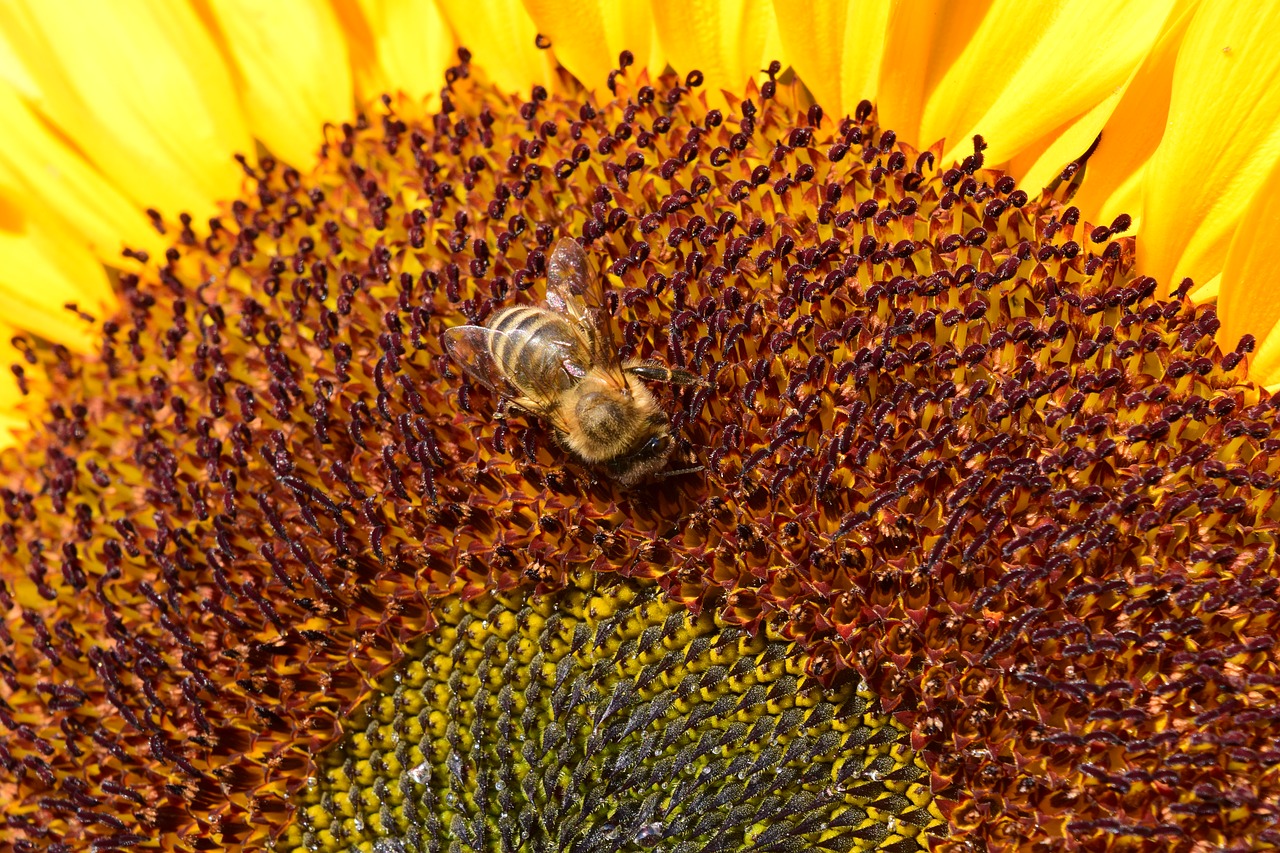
[444,237,706,486]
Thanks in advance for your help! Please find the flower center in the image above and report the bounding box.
[282,576,942,852]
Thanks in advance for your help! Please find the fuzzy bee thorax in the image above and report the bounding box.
[558,375,661,463]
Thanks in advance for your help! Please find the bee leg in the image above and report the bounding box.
[625,359,709,387]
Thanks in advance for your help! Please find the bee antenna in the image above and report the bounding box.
[656,464,703,480]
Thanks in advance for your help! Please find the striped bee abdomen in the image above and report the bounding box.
[488,306,587,396]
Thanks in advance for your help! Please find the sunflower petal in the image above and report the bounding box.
[875,0,991,150]
[1013,95,1117,198]
[598,0,666,81]
[0,0,252,221]
[521,0,666,90]
[1217,156,1280,385]
[1138,3,1280,295]
[1009,5,1191,206]
[205,0,353,170]
[922,0,1179,168]
[435,0,554,95]
[652,0,780,99]
[0,194,107,350]
[0,84,163,263]
[1254,323,1280,394]
[1189,273,1218,304]
[341,0,455,102]
[1069,0,1197,234]
[522,0,611,87]
[770,0,890,122]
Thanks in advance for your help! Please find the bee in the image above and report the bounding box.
[444,237,707,486]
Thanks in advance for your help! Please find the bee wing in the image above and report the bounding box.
[442,325,522,398]
[546,237,595,323]
[546,237,624,379]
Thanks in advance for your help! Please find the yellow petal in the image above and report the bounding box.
[1188,272,1218,303]
[652,0,780,99]
[520,0,610,90]
[1217,155,1280,385]
[923,0,1179,167]
[342,0,456,102]
[0,84,163,263]
[0,21,37,100]
[1070,0,1197,233]
[0,194,108,350]
[0,0,251,222]
[435,0,555,95]
[1012,2,1201,201]
[1013,95,1117,198]
[1255,321,1280,393]
[598,0,665,81]
[1010,0,1190,206]
[522,0,665,91]
[876,0,991,150]
[204,0,354,170]
[770,0,890,122]
[1138,3,1280,294]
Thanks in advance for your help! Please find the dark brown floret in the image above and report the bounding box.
[0,50,1278,852]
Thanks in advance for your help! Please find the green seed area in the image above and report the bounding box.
[280,579,944,852]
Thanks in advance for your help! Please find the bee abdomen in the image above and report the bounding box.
[488,307,579,392]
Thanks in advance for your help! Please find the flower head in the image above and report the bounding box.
[285,574,944,852]
[4,4,1280,853]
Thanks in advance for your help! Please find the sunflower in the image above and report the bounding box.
[2,1,1280,851]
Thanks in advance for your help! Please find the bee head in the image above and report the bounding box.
[606,431,673,486]
[603,413,674,486]
[571,380,681,486]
